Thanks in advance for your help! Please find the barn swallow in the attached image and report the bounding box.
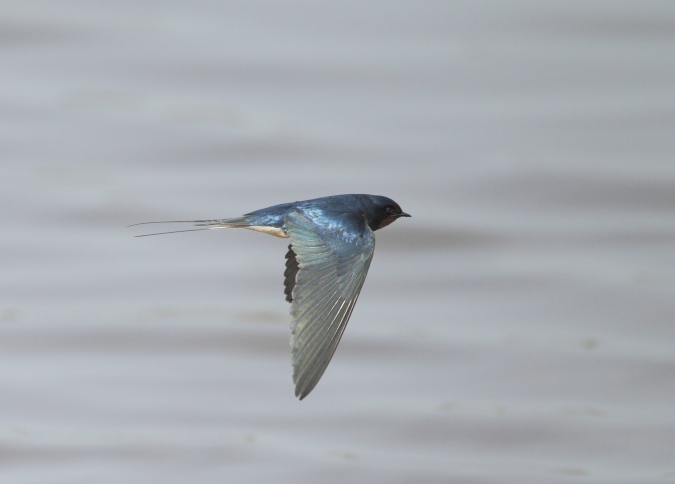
[130,194,410,399]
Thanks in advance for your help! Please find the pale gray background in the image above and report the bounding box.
[1,1,674,483]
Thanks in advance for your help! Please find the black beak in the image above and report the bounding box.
[399,212,411,218]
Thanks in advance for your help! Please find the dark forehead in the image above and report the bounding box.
[369,195,398,207]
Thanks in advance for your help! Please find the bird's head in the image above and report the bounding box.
[364,195,411,231]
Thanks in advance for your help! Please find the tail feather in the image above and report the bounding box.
[129,217,250,237]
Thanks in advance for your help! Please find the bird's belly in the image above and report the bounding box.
[245,226,289,238]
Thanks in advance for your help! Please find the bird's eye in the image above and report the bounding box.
[385,206,395,214]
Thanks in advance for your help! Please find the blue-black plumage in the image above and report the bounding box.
[130,194,410,399]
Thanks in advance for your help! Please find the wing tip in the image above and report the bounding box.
[294,381,314,400]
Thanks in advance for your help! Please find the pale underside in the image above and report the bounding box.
[245,225,289,238]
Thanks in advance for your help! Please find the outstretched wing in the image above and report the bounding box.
[285,211,375,400]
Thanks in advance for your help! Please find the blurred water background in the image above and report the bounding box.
[1,1,675,483]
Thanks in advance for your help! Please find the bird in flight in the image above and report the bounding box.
[131,194,410,399]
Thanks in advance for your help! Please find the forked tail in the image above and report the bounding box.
[127,217,250,237]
